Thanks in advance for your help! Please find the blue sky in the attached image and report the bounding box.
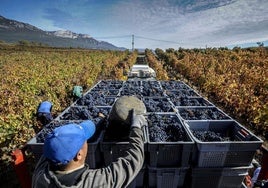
[1,0,268,49]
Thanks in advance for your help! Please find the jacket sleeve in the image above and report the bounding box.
[31,156,49,188]
[86,127,145,188]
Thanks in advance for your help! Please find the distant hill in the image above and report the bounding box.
[0,15,125,50]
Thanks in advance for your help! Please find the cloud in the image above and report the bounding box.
[105,0,268,48]
[34,0,268,48]
[44,8,77,30]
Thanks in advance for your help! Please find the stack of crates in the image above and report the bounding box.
[27,80,263,188]
[145,81,195,188]
[172,81,263,187]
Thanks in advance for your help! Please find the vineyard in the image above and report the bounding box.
[0,44,136,165]
[146,48,267,139]
[0,43,267,186]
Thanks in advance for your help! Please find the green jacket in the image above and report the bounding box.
[32,127,144,188]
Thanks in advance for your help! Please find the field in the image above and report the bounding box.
[147,47,267,137]
[0,43,267,186]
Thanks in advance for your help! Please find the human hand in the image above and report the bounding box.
[98,112,105,118]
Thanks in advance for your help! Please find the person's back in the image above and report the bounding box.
[32,111,146,188]
[36,101,53,126]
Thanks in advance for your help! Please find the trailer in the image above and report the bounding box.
[127,55,156,80]
[25,55,264,188]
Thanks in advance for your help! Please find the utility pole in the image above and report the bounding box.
[132,34,134,52]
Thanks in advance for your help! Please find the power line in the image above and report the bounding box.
[94,35,132,39]
[135,35,183,45]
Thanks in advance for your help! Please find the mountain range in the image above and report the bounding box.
[0,15,125,50]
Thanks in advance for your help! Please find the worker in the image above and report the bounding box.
[36,101,53,126]
[73,86,83,101]
[32,110,146,188]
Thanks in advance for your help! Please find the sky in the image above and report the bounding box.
[1,0,268,49]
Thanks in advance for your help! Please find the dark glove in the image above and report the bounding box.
[131,110,147,129]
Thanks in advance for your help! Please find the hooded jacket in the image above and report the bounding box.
[32,127,144,188]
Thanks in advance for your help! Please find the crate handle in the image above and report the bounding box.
[237,129,252,141]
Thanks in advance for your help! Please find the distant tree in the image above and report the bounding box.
[166,48,175,53]
[18,40,29,46]
[257,42,264,47]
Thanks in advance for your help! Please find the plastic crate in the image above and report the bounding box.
[184,120,263,167]
[89,89,120,97]
[75,91,116,106]
[91,80,123,90]
[160,81,191,90]
[127,166,146,188]
[148,166,189,188]
[146,113,194,167]
[100,127,147,166]
[165,89,200,98]
[85,131,104,168]
[171,97,214,107]
[56,106,111,124]
[177,107,231,121]
[191,165,252,188]
[26,121,104,169]
[27,137,43,160]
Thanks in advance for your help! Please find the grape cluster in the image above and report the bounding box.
[143,98,173,112]
[89,106,110,117]
[141,81,164,97]
[148,114,187,142]
[60,106,110,120]
[178,108,230,120]
[165,89,199,98]
[160,81,190,90]
[120,86,142,97]
[170,97,213,107]
[142,81,161,88]
[124,80,141,87]
[36,120,81,143]
[192,130,231,142]
[76,92,115,106]
[93,80,123,90]
[60,106,92,120]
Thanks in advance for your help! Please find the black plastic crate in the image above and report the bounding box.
[127,166,146,188]
[191,165,252,188]
[123,80,142,87]
[75,92,116,106]
[148,166,189,188]
[171,97,214,107]
[160,80,191,90]
[185,120,263,167]
[141,80,161,88]
[89,89,120,97]
[100,127,147,166]
[177,107,231,120]
[146,113,194,167]
[92,80,123,90]
[27,120,104,168]
[165,89,200,98]
[56,106,111,124]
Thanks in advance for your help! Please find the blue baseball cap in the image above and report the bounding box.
[44,120,95,165]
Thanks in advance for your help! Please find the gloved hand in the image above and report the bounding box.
[131,110,147,129]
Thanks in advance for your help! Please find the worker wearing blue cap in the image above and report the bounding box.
[32,111,146,188]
